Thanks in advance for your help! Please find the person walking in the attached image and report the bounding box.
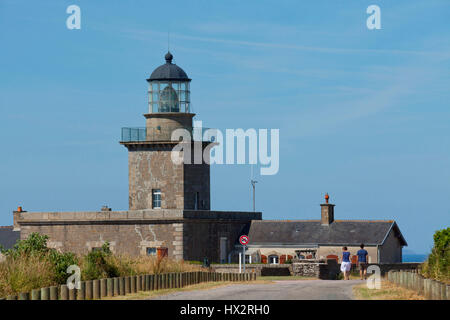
[340,247,352,280]
[357,243,369,280]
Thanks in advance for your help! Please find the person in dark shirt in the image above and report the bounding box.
[357,243,369,280]
[340,246,352,280]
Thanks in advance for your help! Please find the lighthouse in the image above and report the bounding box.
[121,52,211,211]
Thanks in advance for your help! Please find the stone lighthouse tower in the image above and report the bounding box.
[121,52,211,211]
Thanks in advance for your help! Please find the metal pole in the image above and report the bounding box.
[243,245,246,274]
[239,253,242,273]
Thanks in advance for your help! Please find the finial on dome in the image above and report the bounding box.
[165,51,173,63]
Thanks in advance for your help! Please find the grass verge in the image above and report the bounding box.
[353,280,424,300]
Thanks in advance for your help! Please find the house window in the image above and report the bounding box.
[268,255,279,264]
[152,189,161,209]
[245,255,252,264]
[146,247,157,256]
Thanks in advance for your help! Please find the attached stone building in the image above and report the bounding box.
[243,195,407,264]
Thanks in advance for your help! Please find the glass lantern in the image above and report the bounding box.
[148,81,190,113]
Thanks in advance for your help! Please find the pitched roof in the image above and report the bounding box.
[247,220,407,246]
[0,226,20,250]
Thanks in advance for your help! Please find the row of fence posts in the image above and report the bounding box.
[1,271,257,300]
[387,270,449,300]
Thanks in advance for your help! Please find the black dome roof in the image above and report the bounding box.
[148,52,190,81]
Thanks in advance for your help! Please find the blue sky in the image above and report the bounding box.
[0,0,449,253]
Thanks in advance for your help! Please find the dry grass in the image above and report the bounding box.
[0,253,57,297]
[353,280,425,300]
[104,255,204,276]
[0,253,204,297]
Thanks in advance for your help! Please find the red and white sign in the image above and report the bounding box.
[239,235,249,245]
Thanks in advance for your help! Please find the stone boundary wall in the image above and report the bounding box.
[0,271,256,300]
[387,270,449,300]
[211,260,340,279]
[211,264,287,276]
[211,262,420,280]
[292,260,340,280]
[369,263,421,276]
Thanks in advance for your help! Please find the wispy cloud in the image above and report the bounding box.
[111,26,450,59]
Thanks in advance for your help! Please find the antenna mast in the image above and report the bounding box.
[250,165,257,212]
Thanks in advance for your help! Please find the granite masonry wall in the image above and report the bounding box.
[14,209,261,262]
[128,146,184,210]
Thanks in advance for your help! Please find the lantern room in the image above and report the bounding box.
[147,52,191,113]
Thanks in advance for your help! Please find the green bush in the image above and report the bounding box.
[421,227,449,282]
[6,232,49,258]
[81,242,119,280]
[48,250,79,284]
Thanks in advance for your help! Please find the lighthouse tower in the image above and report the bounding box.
[121,52,211,211]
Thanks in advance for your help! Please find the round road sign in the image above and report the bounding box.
[239,235,249,245]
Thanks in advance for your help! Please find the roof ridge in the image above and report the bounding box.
[334,220,394,223]
[253,219,394,223]
[255,220,321,222]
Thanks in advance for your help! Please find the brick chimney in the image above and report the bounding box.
[320,193,335,225]
[13,206,26,231]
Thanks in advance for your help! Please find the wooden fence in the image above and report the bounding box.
[387,270,449,300]
[0,271,256,300]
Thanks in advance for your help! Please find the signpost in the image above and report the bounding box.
[239,235,249,274]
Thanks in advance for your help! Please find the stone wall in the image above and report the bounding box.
[183,219,250,263]
[14,209,261,260]
[128,145,184,210]
[291,260,340,279]
[19,222,182,258]
[210,264,290,276]
[126,143,212,211]
[379,228,402,263]
[371,263,421,276]
[183,147,211,210]
[211,260,340,279]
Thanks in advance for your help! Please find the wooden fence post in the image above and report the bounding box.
[41,287,50,300]
[60,285,69,300]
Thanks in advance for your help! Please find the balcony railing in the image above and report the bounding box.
[121,127,217,143]
[121,127,147,142]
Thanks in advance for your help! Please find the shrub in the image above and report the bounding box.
[6,232,49,258]
[81,242,120,280]
[48,250,79,284]
[421,227,449,283]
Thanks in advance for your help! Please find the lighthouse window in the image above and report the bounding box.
[152,189,161,209]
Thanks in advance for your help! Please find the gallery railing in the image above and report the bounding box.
[121,127,217,143]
